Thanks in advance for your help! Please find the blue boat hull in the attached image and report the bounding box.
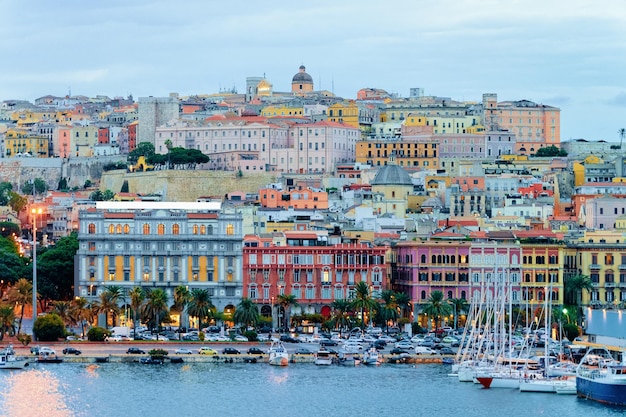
[577,377,626,406]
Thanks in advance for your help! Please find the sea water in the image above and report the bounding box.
[0,362,624,417]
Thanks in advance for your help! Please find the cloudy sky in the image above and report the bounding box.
[2,0,625,141]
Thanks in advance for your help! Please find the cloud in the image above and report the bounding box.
[607,92,626,107]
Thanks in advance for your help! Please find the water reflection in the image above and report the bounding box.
[1,369,73,417]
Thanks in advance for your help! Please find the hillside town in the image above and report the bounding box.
[1,64,625,346]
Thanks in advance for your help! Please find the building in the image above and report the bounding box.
[75,202,244,326]
[137,96,179,145]
[291,65,314,95]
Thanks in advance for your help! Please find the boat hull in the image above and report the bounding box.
[269,356,289,366]
[577,377,626,406]
[0,360,29,369]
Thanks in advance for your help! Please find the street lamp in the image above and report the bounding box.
[562,308,570,324]
[31,207,42,340]
[448,300,457,330]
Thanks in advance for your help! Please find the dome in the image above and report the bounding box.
[371,164,413,186]
[292,65,313,83]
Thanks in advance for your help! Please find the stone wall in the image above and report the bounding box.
[100,170,277,201]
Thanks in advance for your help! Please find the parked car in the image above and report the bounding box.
[294,348,312,355]
[442,336,460,347]
[320,339,338,347]
[415,346,438,355]
[394,340,414,350]
[279,335,300,343]
[126,348,146,354]
[174,348,193,355]
[39,347,56,355]
[199,347,218,355]
[390,347,411,355]
[233,335,248,342]
[62,347,82,355]
[223,348,240,355]
[372,340,387,350]
[247,347,265,355]
[439,347,455,355]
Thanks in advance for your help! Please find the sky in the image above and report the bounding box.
[1,0,625,141]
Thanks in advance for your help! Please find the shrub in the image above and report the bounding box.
[563,323,580,342]
[17,333,31,346]
[148,348,168,359]
[198,331,205,342]
[87,326,111,342]
[243,330,258,342]
[33,314,66,341]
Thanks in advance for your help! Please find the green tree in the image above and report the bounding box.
[36,232,79,302]
[22,178,48,195]
[87,326,110,342]
[0,222,20,238]
[33,313,66,341]
[618,128,626,149]
[277,294,299,333]
[58,177,68,191]
[8,278,32,334]
[128,142,155,164]
[70,296,90,338]
[379,289,398,333]
[84,179,92,189]
[0,304,15,340]
[142,288,169,336]
[187,288,214,332]
[395,292,412,320]
[330,299,352,334]
[534,145,567,157]
[129,287,145,339]
[233,298,260,328]
[447,297,469,329]
[0,182,13,206]
[8,192,27,214]
[564,274,593,326]
[51,300,72,328]
[563,323,580,342]
[422,290,452,330]
[0,240,28,286]
[95,288,120,329]
[173,285,191,333]
[350,281,377,330]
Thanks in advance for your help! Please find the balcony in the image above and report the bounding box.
[589,264,601,270]
[619,265,626,270]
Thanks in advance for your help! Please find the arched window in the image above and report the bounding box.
[192,225,199,235]
[108,224,114,234]
[88,223,96,234]
[143,224,150,235]
[461,290,466,299]
[447,290,453,299]
[123,224,130,234]
[421,254,426,263]
[431,255,436,263]
[421,290,426,300]
[157,224,165,235]
[172,224,180,235]
[226,224,234,235]
[451,255,456,264]
[200,225,206,234]
[116,224,122,234]
[207,225,213,235]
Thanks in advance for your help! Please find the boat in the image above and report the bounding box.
[169,357,184,364]
[95,356,110,363]
[0,345,29,369]
[268,340,289,366]
[576,346,626,406]
[37,351,64,363]
[337,350,360,366]
[314,347,333,366]
[362,347,380,366]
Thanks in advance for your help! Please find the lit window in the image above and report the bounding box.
[108,224,114,234]
[123,224,130,234]
[88,223,96,234]
[158,224,165,235]
[143,224,150,234]
[193,225,199,235]
[226,224,234,235]
[172,224,180,235]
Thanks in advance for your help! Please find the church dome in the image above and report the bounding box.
[371,164,413,186]
[292,65,313,83]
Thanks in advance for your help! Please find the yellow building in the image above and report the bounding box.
[260,104,304,117]
[70,125,99,157]
[356,138,439,169]
[327,101,360,128]
[5,128,49,157]
[424,115,484,134]
[291,65,313,95]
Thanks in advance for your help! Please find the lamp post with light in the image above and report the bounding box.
[31,207,42,340]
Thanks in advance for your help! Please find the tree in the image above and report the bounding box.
[187,289,214,332]
[142,288,169,336]
[350,281,377,330]
[378,289,398,333]
[563,323,580,342]
[534,145,567,157]
[0,222,20,238]
[277,294,299,333]
[22,178,48,195]
[0,182,13,206]
[96,288,120,329]
[422,290,452,330]
[447,297,469,329]
[0,241,28,286]
[128,287,145,340]
[128,142,155,164]
[395,292,412,320]
[564,274,593,326]
[8,278,32,334]
[0,304,15,340]
[173,285,191,333]
[33,313,66,341]
[89,189,115,201]
[51,300,72,328]
[330,299,352,334]
[70,297,90,338]
[233,298,260,328]
[36,232,79,303]
[8,192,27,214]
[619,128,626,149]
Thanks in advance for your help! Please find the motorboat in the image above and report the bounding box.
[0,345,29,369]
[576,346,626,406]
[37,351,64,363]
[314,348,333,366]
[268,340,289,366]
[362,347,380,366]
[337,350,360,366]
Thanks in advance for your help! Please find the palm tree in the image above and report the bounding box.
[351,281,377,330]
[0,304,15,340]
[422,290,452,330]
[379,289,398,333]
[187,288,214,332]
[97,289,120,329]
[233,298,260,329]
[128,287,145,340]
[330,299,352,335]
[277,294,298,333]
[51,300,72,328]
[8,278,32,334]
[394,292,412,320]
[70,297,90,338]
[173,285,191,333]
[618,128,626,149]
[565,274,593,326]
[142,288,169,337]
[447,297,469,330]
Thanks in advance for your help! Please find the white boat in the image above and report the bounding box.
[0,345,29,370]
[314,348,333,366]
[268,340,289,366]
[337,350,360,366]
[362,347,380,366]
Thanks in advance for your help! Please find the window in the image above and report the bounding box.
[226,224,234,235]
[88,223,96,234]
[172,224,180,235]
[193,225,199,235]
[143,224,150,234]
[108,224,114,234]
[158,224,165,235]
[123,224,130,234]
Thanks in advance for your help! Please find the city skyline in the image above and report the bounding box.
[2,0,625,142]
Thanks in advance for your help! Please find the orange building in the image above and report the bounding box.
[259,188,328,210]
